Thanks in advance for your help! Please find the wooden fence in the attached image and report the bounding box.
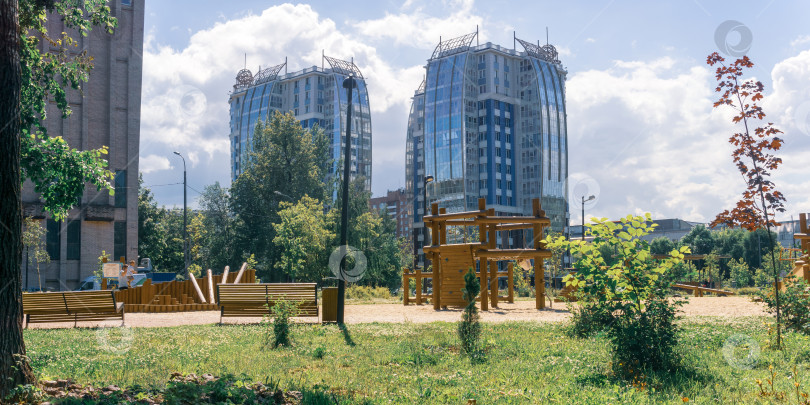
[114,269,256,312]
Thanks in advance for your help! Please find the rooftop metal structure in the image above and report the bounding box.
[323,54,364,79]
[252,61,287,85]
[431,31,478,60]
[416,78,425,95]
[515,36,560,64]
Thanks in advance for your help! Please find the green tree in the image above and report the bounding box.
[196,182,236,271]
[649,237,676,256]
[273,195,333,282]
[682,224,714,271]
[1,0,116,396]
[728,258,753,288]
[21,217,49,292]
[231,112,329,281]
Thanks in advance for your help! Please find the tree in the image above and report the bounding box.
[196,182,236,271]
[543,231,568,293]
[272,195,333,282]
[21,217,49,292]
[707,52,786,347]
[230,112,329,280]
[682,224,714,272]
[138,176,182,272]
[650,237,676,256]
[1,0,115,397]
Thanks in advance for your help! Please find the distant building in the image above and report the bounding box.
[369,188,410,239]
[570,218,705,242]
[228,56,372,192]
[775,219,802,249]
[406,31,570,267]
[21,0,144,291]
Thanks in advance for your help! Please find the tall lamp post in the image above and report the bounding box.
[337,75,357,325]
[581,195,595,241]
[173,151,188,275]
[421,175,434,268]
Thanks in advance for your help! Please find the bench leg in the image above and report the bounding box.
[121,307,126,327]
[24,314,28,330]
[74,314,78,328]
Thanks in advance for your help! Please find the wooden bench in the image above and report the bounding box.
[23,290,124,328]
[216,283,318,323]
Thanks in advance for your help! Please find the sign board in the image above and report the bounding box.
[102,263,121,278]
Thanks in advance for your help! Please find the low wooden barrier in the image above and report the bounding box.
[115,268,256,313]
[403,268,432,305]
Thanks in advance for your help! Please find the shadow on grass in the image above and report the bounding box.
[338,323,356,347]
[575,362,716,394]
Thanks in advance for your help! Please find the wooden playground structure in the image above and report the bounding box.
[780,213,810,290]
[114,264,256,312]
[403,198,551,311]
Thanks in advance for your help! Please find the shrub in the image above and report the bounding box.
[458,268,482,361]
[264,298,299,348]
[729,258,753,288]
[762,278,810,335]
[345,285,392,301]
[546,214,688,380]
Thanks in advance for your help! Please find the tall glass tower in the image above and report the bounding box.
[406,32,569,266]
[228,55,372,191]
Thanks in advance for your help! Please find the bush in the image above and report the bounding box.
[345,285,393,301]
[608,292,682,380]
[546,214,689,380]
[458,268,482,361]
[729,258,753,288]
[762,278,810,334]
[264,298,299,348]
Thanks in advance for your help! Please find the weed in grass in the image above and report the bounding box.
[263,298,300,348]
[458,268,484,362]
[312,346,327,360]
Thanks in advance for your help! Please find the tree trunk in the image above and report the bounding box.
[0,0,36,398]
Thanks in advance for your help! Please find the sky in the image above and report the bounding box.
[138,0,810,225]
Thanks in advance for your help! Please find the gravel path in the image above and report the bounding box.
[25,296,769,329]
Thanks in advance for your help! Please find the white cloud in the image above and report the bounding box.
[139,154,172,173]
[790,35,810,48]
[352,0,483,49]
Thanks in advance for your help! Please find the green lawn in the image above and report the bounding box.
[24,317,810,404]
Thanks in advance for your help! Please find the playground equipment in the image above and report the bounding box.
[403,198,551,311]
[780,213,810,291]
[114,265,256,312]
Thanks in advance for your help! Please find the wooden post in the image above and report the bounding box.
[222,265,230,283]
[101,278,108,290]
[480,267,488,311]
[403,270,410,305]
[439,208,447,245]
[234,262,247,284]
[490,259,498,308]
[207,269,215,304]
[507,262,514,303]
[431,203,441,310]
[415,268,422,305]
[189,273,207,304]
[533,198,545,309]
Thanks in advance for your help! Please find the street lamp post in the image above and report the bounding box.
[581,195,595,241]
[421,175,434,268]
[173,151,188,275]
[337,75,357,325]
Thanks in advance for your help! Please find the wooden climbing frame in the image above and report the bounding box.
[403,198,551,311]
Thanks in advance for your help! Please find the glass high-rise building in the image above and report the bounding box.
[406,32,569,266]
[228,55,372,191]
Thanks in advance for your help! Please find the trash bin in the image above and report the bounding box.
[321,287,338,323]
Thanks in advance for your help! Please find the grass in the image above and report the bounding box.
[23,317,810,404]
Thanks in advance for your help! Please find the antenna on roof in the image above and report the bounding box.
[513,31,516,50]
[546,27,549,45]
[244,53,246,69]
[322,50,324,70]
[476,25,479,46]
[285,56,288,74]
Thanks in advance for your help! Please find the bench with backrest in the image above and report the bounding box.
[216,283,318,323]
[23,290,124,328]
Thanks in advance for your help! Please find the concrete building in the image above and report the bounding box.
[228,56,372,192]
[406,31,570,267]
[570,218,705,242]
[369,188,410,239]
[21,0,144,291]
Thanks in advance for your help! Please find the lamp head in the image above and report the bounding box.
[173,151,181,156]
[587,195,596,202]
[424,175,434,184]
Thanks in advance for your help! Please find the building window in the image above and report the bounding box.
[46,219,60,260]
[294,108,299,115]
[114,221,126,261]
[114,170,126,207]
[121,0,132,6]
[479,85,486,94]
[496,148,501,157]
[66,220,81,260]
[305,105,310,113]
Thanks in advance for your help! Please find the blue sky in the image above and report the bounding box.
[139,0,810,224]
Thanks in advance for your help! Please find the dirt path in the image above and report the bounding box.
[25,296,769,329]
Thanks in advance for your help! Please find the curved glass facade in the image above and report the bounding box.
[407,35,569,264]
[228,58,371,192]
